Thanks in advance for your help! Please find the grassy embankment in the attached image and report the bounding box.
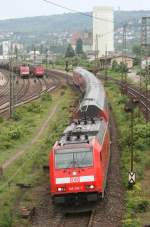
[105,76,150,227]
[0,86,77,227]
[107,68,150,89]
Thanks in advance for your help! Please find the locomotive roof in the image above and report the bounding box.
[57,118,107,147]
[74,67,106,114]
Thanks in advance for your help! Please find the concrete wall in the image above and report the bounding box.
[93,6,114,57]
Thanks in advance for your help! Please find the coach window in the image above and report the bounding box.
[97,122,107,145]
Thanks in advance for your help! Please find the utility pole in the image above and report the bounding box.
[33,46,36,66]
[14,46,18,107]
[46,48,48,77]
[141,17,150,123]
[95,34,99,68]
[104,45,108,82]
[122,24,128,94]
[9,46,15,118]
[40,44,43,67]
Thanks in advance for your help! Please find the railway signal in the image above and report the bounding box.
[128,172,136,188]
[124,100,137,189]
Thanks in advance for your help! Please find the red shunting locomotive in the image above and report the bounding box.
[30,65,45,77]
[49,68,110,205]
[19,66,30,78]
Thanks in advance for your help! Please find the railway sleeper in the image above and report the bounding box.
[16,183,32,189]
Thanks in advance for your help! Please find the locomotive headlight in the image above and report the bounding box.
[89,185,95,189]
[86,184,95,190]
[57,188,62,192]
[57,187,66,192]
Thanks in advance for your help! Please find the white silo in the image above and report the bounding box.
[93,6,114,57]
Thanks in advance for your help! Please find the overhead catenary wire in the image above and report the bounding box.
[41,0,137,41]
[42,0,114,23]
[42,0,119,43]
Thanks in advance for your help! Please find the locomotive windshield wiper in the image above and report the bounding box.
[79,151,88,166]
[73,153,80,168]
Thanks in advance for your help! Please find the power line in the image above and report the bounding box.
[42,0,136,41]
[42,0,114,23]
[42,0,138,57]
[42,0,117,41]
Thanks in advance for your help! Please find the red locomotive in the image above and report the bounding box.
[30,65,45,77]
[49,68,110,205]
[19,66,30,78]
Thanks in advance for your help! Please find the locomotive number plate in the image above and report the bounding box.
[69,186,81,191]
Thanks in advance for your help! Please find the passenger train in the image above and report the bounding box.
[49,67,110,205]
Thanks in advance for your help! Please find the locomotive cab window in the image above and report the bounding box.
[55,148,93,169]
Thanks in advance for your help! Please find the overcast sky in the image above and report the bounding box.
[0,0,149,20]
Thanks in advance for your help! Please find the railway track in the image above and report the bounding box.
[0,70,69,117]
[31,100,124,227]
[56,210,95,227]
[120,84,150,120]
[0,69,123,227]
[99,75,150,121]
[127,86,150,113]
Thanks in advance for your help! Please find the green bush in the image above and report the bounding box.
[26,103,42,113]
[12,111,22,121]
[8,127,22,140]
[134,124,150,141]
[61,85,67,90]
[0,207,12,227]
[127,198,149,213]
[0,141,14,150]
[136,200,149,213]
[0,116,4,123]
[123,218,140,227]
[41,91,52,102]
[60,91,65,96]
[118,95,129,105]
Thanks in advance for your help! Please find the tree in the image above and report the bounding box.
[112,60,119,72]
[133,44,150,57]
[75,38,83,55]
[112,60,128,73]
[65,44,75,58]
[132,45,141,56]
[120,62,128,73]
